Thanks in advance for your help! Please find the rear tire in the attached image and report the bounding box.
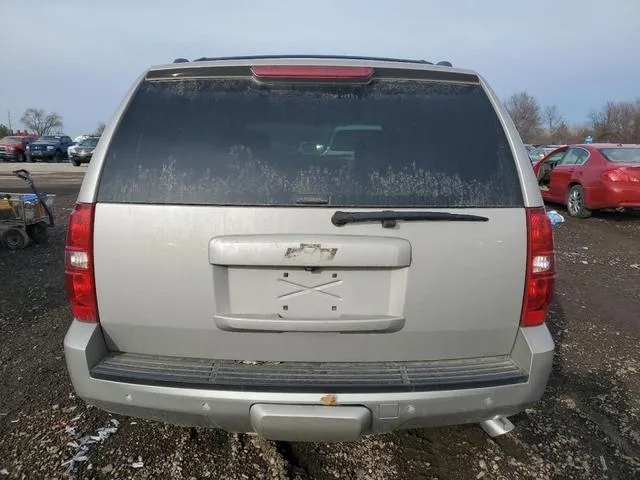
[566,185,592,218]
[2,228,28,249]
[26,222,49,245]
[17,152,26,163]
[71,159,81,167]
[52,150,63,163]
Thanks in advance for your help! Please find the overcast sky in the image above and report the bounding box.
[2,0,639,137]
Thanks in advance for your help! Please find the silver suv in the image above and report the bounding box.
[64,56,555,442]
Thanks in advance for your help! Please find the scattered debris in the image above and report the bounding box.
[546,210,565,226]
[131,456,144,469]
[62,420,119,476]
[581,260,589,265]
[600,455,608,471]
[239,360,282,365]
[101,464,114,473]
[631,264,640,270]
[0,469,8,476]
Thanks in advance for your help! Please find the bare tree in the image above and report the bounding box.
[543,105,563,132]
[94,122,106,136]
[505,92,541,143]
[590,100,640,143]
[20,108,64,136]
[551,121,571,144]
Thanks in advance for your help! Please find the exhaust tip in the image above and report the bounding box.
[479,415,515,437]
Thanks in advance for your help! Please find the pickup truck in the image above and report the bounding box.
[0,135,36,162]
[26,135,74,162]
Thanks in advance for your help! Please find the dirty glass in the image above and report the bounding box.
[97,78,523,207]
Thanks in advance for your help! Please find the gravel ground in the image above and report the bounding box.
[1,164,639,479]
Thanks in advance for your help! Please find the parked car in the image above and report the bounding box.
[26,135,74,162]
[528,145,564,163]
[0,135,36,162]
[64,55,555,442]
[74,134,94,144]
[68,136,100,166]
[533,144,640,217]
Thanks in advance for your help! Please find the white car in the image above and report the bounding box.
[74,134,93,144]
[68,136,100,166]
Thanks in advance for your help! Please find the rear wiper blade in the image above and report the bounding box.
[331,210,489,228]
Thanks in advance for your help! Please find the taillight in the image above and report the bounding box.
[64,203,98,322]
[603,168,631,183]
[250,65,374,79]
[521,207,555,327]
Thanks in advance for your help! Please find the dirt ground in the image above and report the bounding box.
[1,164,639,480]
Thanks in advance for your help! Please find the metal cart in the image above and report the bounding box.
[0,169,55,249]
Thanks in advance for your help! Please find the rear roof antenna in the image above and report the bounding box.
[173,58,190,63]
[436,61,453,67]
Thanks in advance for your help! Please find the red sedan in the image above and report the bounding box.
[533,143,640,218]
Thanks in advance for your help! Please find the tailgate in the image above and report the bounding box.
[94,205,525,361]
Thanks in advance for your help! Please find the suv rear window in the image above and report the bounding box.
[97,77,522,207]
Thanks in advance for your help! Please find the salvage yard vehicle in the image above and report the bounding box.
[534,144,640,218]
[26,135,74,162]
[0,135,36,162]
[68,136,100,166]
[528,145,564,164]
[64,55,556,442]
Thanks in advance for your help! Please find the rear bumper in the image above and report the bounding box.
[587,184,640,209]
[64,321,554,441]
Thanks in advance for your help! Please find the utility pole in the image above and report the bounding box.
[7,110,13,133]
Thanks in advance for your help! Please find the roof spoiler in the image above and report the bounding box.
[171,55,453,67]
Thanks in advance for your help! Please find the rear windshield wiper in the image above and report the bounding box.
[331,210,489,228]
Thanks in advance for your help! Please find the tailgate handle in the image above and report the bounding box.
[214,313,405,333]
[209,235,411,267]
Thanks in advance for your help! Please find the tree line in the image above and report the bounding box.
[4,100,639,146]
[1,108,104,138]
[504,92,640,145]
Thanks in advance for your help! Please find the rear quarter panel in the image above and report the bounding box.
[580,153,610,208]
